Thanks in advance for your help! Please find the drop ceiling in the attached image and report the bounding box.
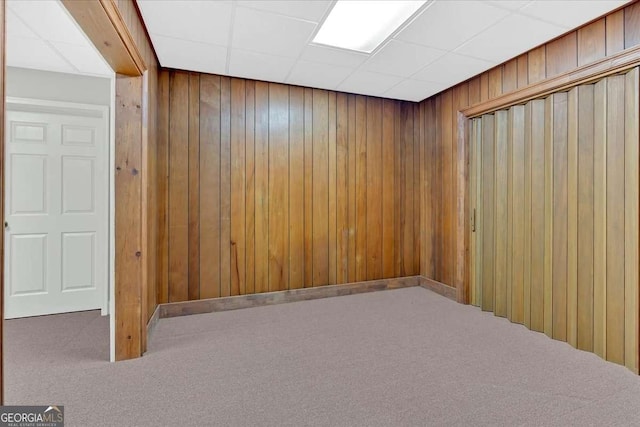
[6,0,112,78]
[139,0,628,102]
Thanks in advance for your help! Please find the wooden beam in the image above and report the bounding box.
[115,74,143,360]
[463,44,640,118]
[61,0,146,76]
[159,277,422,318]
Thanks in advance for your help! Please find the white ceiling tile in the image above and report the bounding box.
[412,52,495,84]
[396,0,511,51]
[229,49,295,82]
[519,1,629,29]
[363,40,446,78]
[7,36,75,74]
[53,42,112,76]
[338,71,403,97]
[8,0,87,45]
[287,60,354,90]
[237,0,331,22]
[384,79,447,102]
[487,1,532,11]
[6,9,38,39]
[152,35,227,75]
[455,13,563,63]
[301,44,369,68]
[137,0,233,45]
[232,7,318,58]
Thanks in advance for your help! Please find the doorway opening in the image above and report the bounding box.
[3,0,116,403]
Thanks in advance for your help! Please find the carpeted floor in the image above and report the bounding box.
[5,287,640,426]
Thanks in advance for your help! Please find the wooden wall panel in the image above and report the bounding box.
[158,71,420,299]
[578,19,606,66]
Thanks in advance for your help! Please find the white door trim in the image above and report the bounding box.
[5,96,112,320]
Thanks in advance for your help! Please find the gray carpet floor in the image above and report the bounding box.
[5,287,640,426]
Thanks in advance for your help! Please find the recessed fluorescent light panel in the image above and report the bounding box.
[313,0,427,53]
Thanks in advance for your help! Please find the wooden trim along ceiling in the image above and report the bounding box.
[463,44,640,117]
[61,0,146,76]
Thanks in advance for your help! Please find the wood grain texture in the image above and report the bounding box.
[546,33,578,78]
[606,10,625,55]
[269,83,289,291]
[231,78,246,296]
[567,88,578,348]
[578,19,606,66]
[624,67,639,373]
[168,72,189,302]
[543,95,554,338]
[115,74,143,360]
[606,75,625,364]
[157,71,170,304]
[188,73,200,300]
[160,277,422,318]
[577,84,594,352]
[593,78,607,359]
[625,1,640,49]
[199,75,221,299]
[552,92,568,342]
[158,70,420,302]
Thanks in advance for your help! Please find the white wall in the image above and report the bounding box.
[6,67,111,106]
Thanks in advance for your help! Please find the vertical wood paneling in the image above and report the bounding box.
[577,84,595,352]
[328,92,337,285]
[552,92,568,342]
[366,98,383,279]
[254,82,269,294]
[269,83,289,291]
[245,81,256,295]
[546,33,578,78]
[199,75,221,299]
[577,19,606,66]
[528,46,546,84]
[567,88,578,347]
[503,60,517,94]
[289,86,305,289]
[624,1,640,48]
[523,102,533,328]
[606,75,625,364]
[304,88,314,287]
[530,99,546,332]
[481,114,495,311]
[543,95,554,338]
[488,66,503,99]
[593,78,607,359]
[510,106,525,324]
[517,55,528,89]
[606,10,625,55]
[230,78,246,296]
[382,99,395,278]
[157,71,170,304]
[313,89,329,286]
[440,92,453,282]
[336,93,349,284]
[624,68,639,373]
[347,94,357,283]
[355,95,367,281]
[220,77,231,297]
[168,72,189,302]
[188,74,200,300]
[494,111,508,317]
[403,103,415,276]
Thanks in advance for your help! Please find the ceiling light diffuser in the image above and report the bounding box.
[313,0,427,53]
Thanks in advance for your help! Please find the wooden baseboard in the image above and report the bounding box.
[419,277,458,301]
[146,304,161,347]
[158,276,421,319]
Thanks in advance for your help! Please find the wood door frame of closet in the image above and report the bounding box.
[0,0,152,404]
[456,44,640,305]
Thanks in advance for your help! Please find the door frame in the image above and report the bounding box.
[4,96,112,319]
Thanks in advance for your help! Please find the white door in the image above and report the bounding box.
[4,99,108,319]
